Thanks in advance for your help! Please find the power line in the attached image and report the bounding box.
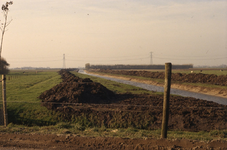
[5,54,227,63]
[1,101,226,109]
[154,53,227,58]
[66,55,149,59]
[8,59,62,63]
[153,56,227,60]
[6,56,63,60]
[67,57,150,62]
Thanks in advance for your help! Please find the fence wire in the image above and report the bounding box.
[0,100,227,109]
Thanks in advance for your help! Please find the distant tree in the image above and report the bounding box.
[85,63,90,69]
[0,1,13,61]
[0,57,9,74]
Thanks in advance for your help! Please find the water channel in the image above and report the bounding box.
[79,70,227,106]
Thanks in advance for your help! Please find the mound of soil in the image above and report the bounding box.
[38,70,227,132]
[39,70,115,110]
[56,94,227,132]
[90,69,227,86]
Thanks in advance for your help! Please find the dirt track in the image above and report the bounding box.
[0,133,227,150]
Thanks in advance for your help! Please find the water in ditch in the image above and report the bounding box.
[79,70,227,105]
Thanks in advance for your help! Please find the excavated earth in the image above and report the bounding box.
[89,69,227,86]
[38,70,227,132]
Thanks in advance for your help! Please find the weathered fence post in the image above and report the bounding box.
[161,63,172,138]
[2,74,7,126]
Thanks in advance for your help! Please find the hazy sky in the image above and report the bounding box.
[1,0,227,68]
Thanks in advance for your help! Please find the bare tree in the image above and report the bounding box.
[0,1,13,60]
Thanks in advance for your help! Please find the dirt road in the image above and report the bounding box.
[0,133,227,150]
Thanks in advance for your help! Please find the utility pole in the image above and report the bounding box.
[150,52,153,65]
[63,54,66,69]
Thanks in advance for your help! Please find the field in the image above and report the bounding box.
[0,69,226,149]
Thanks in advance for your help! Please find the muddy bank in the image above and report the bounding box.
[88,69,227,86]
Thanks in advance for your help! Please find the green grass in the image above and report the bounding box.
[1,70,63,126]
[6,71,62,102]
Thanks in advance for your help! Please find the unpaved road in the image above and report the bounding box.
[0,133,227,150]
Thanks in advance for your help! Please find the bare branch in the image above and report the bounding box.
[0,1,13,60]
[6,19,12,26]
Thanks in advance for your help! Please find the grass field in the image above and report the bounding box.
[0,69,226,141]
[2,70,63,125]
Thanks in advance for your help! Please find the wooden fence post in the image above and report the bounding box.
[2,74,8,126]
[161,63,172,138]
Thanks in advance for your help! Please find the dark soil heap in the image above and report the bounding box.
[90,69,227,86]
[38,70,115,110]
[38,69,227,132]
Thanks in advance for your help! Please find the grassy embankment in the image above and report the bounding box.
[0,70,226,141]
